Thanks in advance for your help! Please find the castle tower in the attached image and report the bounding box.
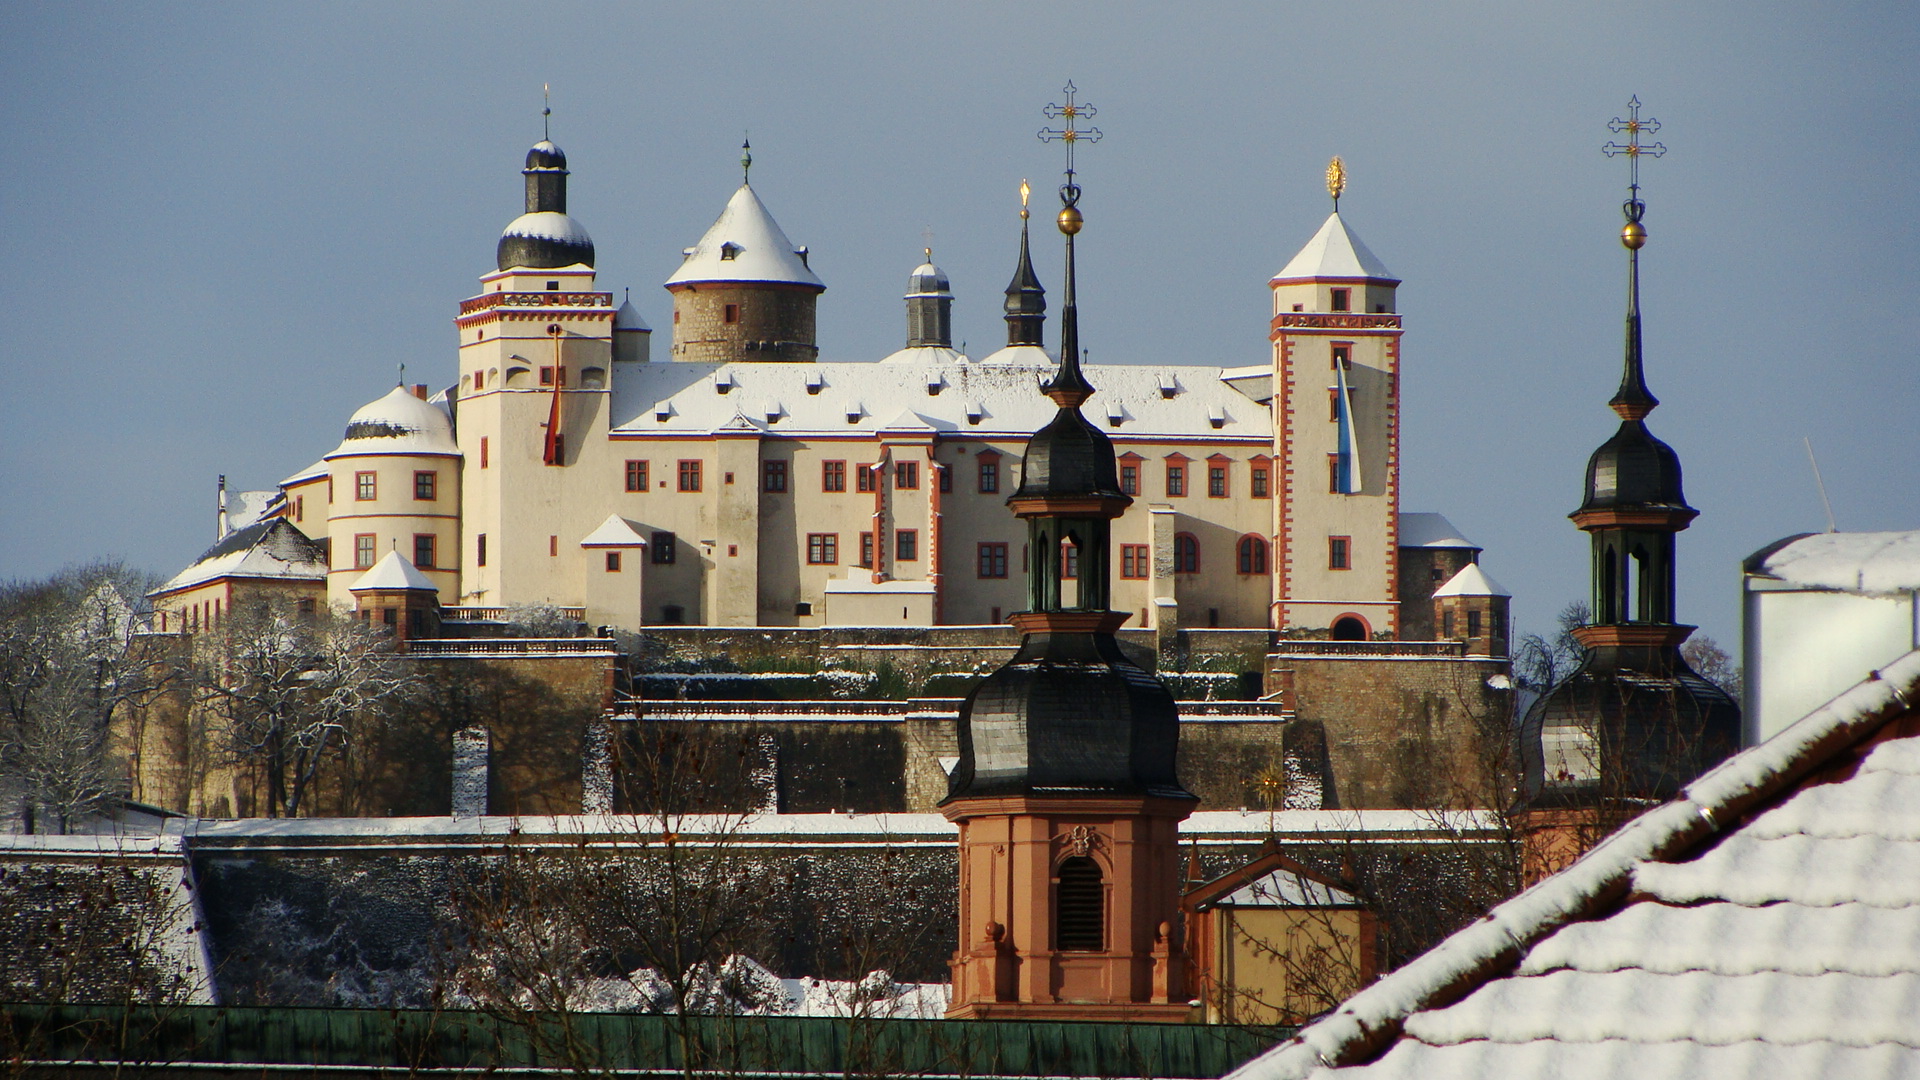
[454,128,619,607]
[349,549,442,648]
[904,250,954,348]
[322,385,462,608]
[944,88,1196,1022]
[980,182,1052,366]
[1269,159,1404,638]
[664,143,825,363]
[1518,101,1739,875]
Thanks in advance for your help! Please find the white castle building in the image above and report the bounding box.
[152,135,1502,642]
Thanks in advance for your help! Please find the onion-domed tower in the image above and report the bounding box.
[496,139,595,271]
[980,181,1053,366]
[943,86,1196,1022]
[1518,100,1739,875]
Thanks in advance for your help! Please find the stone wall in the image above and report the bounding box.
[670,284,818,365]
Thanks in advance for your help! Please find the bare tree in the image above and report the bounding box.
[1512,600,1592,692]
[192,601,417,817]
[0,565,173,832]
[1682,636,1743,700]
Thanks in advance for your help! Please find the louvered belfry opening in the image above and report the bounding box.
[1056,857,1106,951]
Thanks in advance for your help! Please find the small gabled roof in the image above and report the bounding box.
[1398,512,1479,551]
[1228,648,1920,1080]
[350,550,438,593]
[1271,212,1398,284]
[665,184,824,291]
[578,514,649,548]
[150,518,328,597]
[1187,845,1365,911]
[1432,562,1509,599]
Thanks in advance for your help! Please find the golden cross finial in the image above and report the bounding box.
[1604,96,1666,199]
[1039,81,1101,207]
[1326,156,1347,210]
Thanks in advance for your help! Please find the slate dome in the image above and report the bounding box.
[1581,420,1690,513]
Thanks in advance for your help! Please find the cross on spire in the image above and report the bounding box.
[1604,96,1666,214]
[1039,81,1101,207]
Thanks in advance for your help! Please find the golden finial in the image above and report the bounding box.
[1020,178,1031,220]
[1326,156,1346,209]
[924,246,932,263]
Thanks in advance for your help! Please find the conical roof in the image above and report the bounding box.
[1433,562,1510,598]
[613,297,649,331]
[1271,211,1398,283]
[666,184,823,290]
[350,550,439,593]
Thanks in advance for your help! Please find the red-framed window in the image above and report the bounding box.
[414,471,437,501]
[1208,462,1229,498]
[1165,462,1187,498]
[896,529,918,561]
[978,453,1000,494]
[605,551,621,572]
[1173,533,1199,574]
[1329,536,1351,570]
[625,460,649,492]
[806,533,839,565]
[763,460,788,493]
[1060,542,1080,580]
[678,460,703,492]
[413,534,436,569]
[354,533,377,569]
[355,471,377,501]
[895,461,919,490]
[859,532,875,568]
[1120,544,1150,580]
[822,460,846,492]
[978,543,1009,578]
[1237,535,1269,575]
[1251,458,1271,499]
[857,464,878,493]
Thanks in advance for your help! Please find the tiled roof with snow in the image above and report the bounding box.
[1432,563,1508,598]
[349,550,439,593]
[1397,512,1478,550]
[1272,212,1398,283]
[608,360,1268,442]
[1229,648,1920,1080]
[151,518,329,597]
[326,386,460,459]
[665,184,823,290]
[1747,528,1920,597]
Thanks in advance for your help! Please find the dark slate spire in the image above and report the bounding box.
[1003,182,1047,347]
[1609,195,1659,421]
[1043,173,1094,407]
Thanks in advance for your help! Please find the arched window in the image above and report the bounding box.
[1332,616,1368,641]
[1173,533,1200,574]
[1237,535,1269,575]
[1056,857,1105,951]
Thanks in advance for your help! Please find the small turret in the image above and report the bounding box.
[1003,181,1047,347]
[497,137,596,271]
[904,251,953,348]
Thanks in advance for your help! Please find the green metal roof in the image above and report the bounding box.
[5,1003,1288,1078]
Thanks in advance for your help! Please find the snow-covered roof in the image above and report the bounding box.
[609,360,1268,442]
[878,345,968,366]
[325,386,460,459]
[1746,529,1920,598]
[1271,211,1398,284]
[151,518,328,597]
[280,458,328,487]
[1398,512,1479,550]
[578,513,650,548]
[349,550,439,593]
[1433,562,1508,599]
[1195,861,1365,909]
[224,489,279,532]
[1229,647,1920,1080]
[499,210,593,248]
[1220,364,1274,405]
[665,184,823,290]
[976,344,1055,367]
[824,576,937,595]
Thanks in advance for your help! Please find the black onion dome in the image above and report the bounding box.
[1519,648,1740,808]
[525,139,567,172]
[1582,420,1691,513]
[1015,408,1126,501]
[943,631,1195,802]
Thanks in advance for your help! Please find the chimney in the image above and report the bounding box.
[217,475,229,540]
[412,384,429,400]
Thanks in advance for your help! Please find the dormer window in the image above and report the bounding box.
[1207,405,1226,429]
[720,242,742,261]
[546,280,560,291]
[655,401,674,422]
[713,371,734,394]
[927,373,945,396]
[805,372,825,395]
[1106,402,1126,428]
[1157,373,1178,399]
[845,401,863,424]
[796,246,809,268]
[1330,288,1351,312]
[964,400,984,426]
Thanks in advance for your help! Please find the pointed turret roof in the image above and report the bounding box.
[1433,562,1510,598]
[578,514,650,548]
[350,550,439,593]
[1271,212,1399,283]
[666,184,824,290]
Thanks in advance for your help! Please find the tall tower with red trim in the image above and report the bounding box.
[1269,159,1404,639]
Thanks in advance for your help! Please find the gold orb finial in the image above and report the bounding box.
[1020,178,1031,221]
[1057,204,1083,235]
[1621,220,1647,250]
[1326,156,1347,208]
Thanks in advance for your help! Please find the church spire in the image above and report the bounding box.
[1003,180,1047,347]
[1605,96,1665,421]
[1039,81,1099,408]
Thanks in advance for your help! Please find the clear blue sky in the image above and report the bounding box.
[2,1,1915,652]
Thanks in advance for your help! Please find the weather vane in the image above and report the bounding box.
[1326,156,1347,210]
[1604,96,1666,242]
[741,135,752,183]
[1039,81,1101,209]
[542,83,551,140]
